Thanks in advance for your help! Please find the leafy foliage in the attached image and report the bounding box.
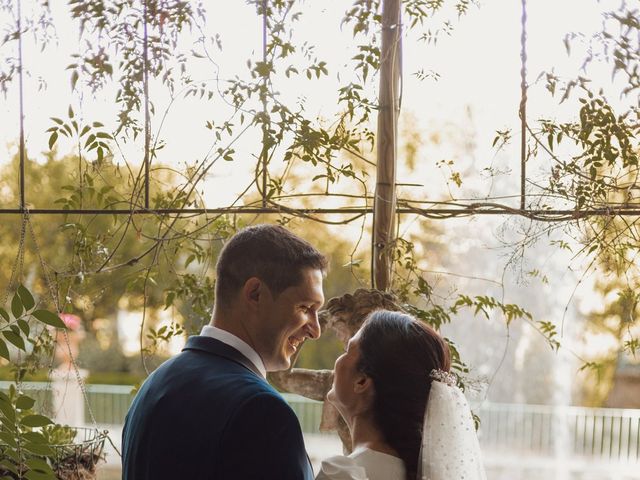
[0,286,74,480]
[47,108,114,166]
[391,236,535,378]
[0,286,65,374]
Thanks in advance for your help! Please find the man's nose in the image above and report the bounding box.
[306,312,321,340]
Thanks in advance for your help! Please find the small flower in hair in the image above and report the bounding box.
[429,369,457,386]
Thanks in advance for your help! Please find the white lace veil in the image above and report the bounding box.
[417,370,487,480]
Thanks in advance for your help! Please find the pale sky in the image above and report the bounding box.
[0,0,612,208]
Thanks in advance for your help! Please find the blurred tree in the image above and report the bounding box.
[581,275,639,406]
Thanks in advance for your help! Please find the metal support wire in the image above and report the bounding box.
[17,0,25,210]
[143,0,151,209]
[1,206,640,219]
[519,0,528,211]
[261,0,269,207]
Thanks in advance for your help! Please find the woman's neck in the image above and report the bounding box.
[350,414,399,457]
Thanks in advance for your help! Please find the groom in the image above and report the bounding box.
[122,224,327,479]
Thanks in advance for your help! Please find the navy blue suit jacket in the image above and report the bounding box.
[122,336,314,480]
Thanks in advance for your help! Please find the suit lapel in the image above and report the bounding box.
[183,336,263,378]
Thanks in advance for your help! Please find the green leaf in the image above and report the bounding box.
[26,457,54,474]
[25,468,56,480]
[62,122,73,137]
[164,291,176,310]
[23,442,55,458]
[24,472,55,480]
[71,69,79,91]
[17,319,30,336]
[84,133,96,148]
[0,458,19,474]
[0,339,10,361]
[0,431,17,447]
[17,285,35,311]
[21,414,53,428]
[15,395,35,410]
[0,308,9,322]
[48,131,58,150]
[32,310,67,329]
[11,292,23,318]
[0,397,16,423]
[22,431,46,443]
[2,331,25,351]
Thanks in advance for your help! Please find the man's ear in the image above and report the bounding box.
[242,277,262,308]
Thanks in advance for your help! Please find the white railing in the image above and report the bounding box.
[478,402,640,463]
[2,381,639,464]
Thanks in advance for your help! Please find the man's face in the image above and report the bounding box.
[255,268,325,371]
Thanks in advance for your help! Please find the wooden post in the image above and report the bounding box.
[373,0,401,291]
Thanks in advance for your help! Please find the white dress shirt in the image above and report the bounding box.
[200,325,267,378]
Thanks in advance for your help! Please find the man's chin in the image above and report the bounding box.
[281,357,293,370]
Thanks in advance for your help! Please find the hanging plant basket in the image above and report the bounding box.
[0,427,107,480]
[50,428,107,480]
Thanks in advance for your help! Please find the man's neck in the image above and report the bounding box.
[211,311,248,343]
[203,320,267,378]
[210,312,264,366]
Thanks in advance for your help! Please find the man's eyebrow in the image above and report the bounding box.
[298,299,319,307]
[302,295,324,305]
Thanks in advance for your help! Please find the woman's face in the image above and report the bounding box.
[327,330,368,422]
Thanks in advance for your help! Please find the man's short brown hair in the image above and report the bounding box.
[215,224,327,308]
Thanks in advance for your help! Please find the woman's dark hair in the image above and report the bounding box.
[215,224,327,308]
[357,310,451,480]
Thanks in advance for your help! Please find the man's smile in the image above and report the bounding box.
[287,336,303,352]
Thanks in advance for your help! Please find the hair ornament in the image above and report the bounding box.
[429,369,457,387]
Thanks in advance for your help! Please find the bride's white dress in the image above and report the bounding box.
[315,447,405,480]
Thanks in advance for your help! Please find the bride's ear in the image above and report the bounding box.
[353,373,374,396]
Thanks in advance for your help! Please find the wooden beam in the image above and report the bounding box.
[373,0,402,291]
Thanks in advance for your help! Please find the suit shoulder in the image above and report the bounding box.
[237,387,290,409]
[231,389,298,425]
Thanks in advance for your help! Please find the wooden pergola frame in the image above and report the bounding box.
[3,0,639,293]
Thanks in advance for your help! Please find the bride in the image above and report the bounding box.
[316,310,487,480]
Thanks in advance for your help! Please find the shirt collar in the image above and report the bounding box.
[200,325,267,378]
